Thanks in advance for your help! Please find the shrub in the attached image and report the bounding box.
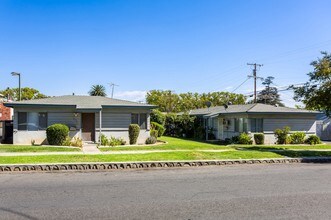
[290,132,306,144]
[151,122,165,137]
[150,109,166,125]
[109,136,126,146]
[274,126,291,144]
[231,135,240,144]
[238,133,253,145]
[254,133,264,145]
[305,135,322,145]
[150,129,158,138]
[145,136,157,144]
[129,124,140,145]
[62,137,72,146]
[71,137,83,148]
[100,134,109,146]
[46,124,69,145]
[219,138,232,145]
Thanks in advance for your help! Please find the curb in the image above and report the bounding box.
[1,157,331,173]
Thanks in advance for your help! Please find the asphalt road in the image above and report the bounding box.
[0,164,331,220]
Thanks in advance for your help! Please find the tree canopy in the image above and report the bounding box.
[256,76,284,106]
[293,51,331,115]
[0,87,48,101]
[146,90,246,112]
[89,85,107,97]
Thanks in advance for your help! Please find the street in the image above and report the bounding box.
[0,164,331,220]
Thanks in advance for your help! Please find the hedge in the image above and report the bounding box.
[46,124,69,146]
[129,124,140,145]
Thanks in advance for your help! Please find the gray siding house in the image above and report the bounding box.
[188,103,319,144]
[5,95,155,145]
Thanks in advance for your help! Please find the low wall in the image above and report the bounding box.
[1,157,331,173]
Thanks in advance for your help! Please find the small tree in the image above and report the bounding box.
[150,109,166,125]
[46,124,69,145]
[129,124,140,145]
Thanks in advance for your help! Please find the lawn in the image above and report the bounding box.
[1,137,331,164]
[99,136,230,151]
[0,145,81,153]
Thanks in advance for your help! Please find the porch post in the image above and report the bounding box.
[99,109,102,143]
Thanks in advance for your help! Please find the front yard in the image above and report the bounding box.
[0,145,81,153]
[0,136,330,164]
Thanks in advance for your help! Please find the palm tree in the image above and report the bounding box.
[89,85,107,97]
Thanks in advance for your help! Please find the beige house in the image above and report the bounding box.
[4,95,155,145]
[188,103,319,144]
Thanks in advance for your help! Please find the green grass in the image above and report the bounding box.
[0,145,81,153]
[231,144,331,150]
[99,136,229,151]
[0,151,283,164]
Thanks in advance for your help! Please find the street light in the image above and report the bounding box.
[11,72,21,101]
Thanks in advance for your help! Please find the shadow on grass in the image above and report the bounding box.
[234,146,331,159]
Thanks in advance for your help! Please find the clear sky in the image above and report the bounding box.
[1,0,330,106]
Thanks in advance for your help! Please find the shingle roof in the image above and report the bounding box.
[188,103,319,117]
[5,95,155,109]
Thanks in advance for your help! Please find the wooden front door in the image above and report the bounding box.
[82,113,95,142]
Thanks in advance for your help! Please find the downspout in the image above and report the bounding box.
[99,109,102,144]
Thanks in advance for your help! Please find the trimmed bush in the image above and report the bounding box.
[129,124,140,145]
[305,135,322,145]
[145,136,157,145]
[290,132,306,144]
[46,124,69,145]
[274,126,291,144]
[238,133,253,145]
[151,122,165,137]
[150,129,158,138]
[231,135,240,144]
[254,133,264,145]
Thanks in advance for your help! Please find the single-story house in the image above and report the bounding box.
[4,95,155,145]
[188,103,319,144]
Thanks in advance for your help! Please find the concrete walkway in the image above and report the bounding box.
[82,143,101,154]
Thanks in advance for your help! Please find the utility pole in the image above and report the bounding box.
[109,82,119,98]
[247,63,263,103]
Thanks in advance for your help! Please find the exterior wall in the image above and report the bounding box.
[95,108,151,144]
[213,113,317,144]
[11,106,152,145]
[0,102,12,120]
[12,107,81,145]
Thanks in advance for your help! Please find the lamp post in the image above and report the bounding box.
[11,72,21,101]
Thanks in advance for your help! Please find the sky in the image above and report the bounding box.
[1,0,331,107]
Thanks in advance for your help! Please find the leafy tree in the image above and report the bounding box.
[0,87,48,101]
[292,52,331,115]
[89,85,107,97]
[146,90,246,112]
[257,76,284,106]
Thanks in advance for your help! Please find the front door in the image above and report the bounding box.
[82,113,95,142]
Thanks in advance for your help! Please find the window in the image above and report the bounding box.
[250,118,263,132]
[18,112,27,130]
[38,113,48,130]
[18,112,48,131]
[234,118,245,132]
[131,113,148,129]
[139,113,147,129]
[131,114,139,124]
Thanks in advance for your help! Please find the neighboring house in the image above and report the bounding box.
[4,95,155,145]
[0,96,13,142]
[316,113,331,140]
[188,103,319,144]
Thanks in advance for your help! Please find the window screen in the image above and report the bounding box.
[131,113,139,124]
[139,113,147,129]
[38,113,48,130]
[250,118,263,132]
[18,112,27,130]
